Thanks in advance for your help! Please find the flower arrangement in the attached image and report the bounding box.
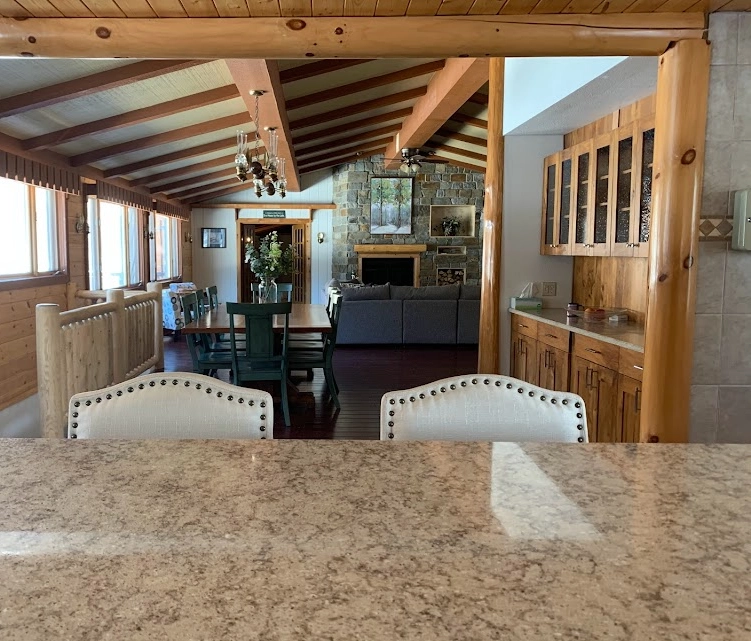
[244,231,295,280]
[441,216,461,236]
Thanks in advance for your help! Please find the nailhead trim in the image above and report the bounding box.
[388,433,394,439]
[149,381,156,387]
[577,437,584,443]
[389,411,394,416]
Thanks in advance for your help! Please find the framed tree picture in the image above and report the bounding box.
[201,227,227,248]
[370,176,413,234]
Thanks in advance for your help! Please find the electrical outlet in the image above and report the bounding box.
[542,282,557,297]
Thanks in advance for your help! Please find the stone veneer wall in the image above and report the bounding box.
[332,154,485,286]
[690,13,751,443]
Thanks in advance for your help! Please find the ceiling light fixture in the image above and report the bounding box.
[235,90,287,198]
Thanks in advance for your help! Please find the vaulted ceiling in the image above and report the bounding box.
[0,57,490,204]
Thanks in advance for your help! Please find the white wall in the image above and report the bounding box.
[0,393,41,438]
[201,169,333,205]
[504,57,625,135]
[310,209,334,304]
[500,135,574,375]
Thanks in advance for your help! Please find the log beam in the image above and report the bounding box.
[478,58,503,375]
[641,39,710,444]
[0,16,704,58]
[384,58,489,169]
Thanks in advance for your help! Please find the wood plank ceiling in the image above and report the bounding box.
[0,57,490,204]
[0,0,747,17]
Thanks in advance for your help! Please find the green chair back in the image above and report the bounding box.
[277,283,293,302]
[206,285,219,310]
[226,301,292,363]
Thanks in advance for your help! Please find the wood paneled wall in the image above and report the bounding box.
[566,93,655,324]
[572,257,648,323]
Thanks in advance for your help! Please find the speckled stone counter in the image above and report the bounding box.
[509,307,646,352]
[0,439,749,640]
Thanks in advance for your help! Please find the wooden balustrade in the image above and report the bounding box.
[36,282,163,438]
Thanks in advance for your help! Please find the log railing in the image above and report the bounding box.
[36,282,164,438]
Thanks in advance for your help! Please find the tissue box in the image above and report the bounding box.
[510,297,542,311]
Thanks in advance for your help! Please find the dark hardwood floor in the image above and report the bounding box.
[164,337,478,439]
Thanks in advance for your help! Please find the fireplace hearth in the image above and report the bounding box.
[361,257,414,286]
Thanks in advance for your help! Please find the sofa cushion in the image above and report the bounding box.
[390,284,460,300]
[460,284,481,300]
[403,300,458,344]
[457,299,480,343]
[341,283,390,301]
[337,299,403,344]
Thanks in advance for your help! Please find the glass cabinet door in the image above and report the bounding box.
[572,141,593,256]
[592,134,612,256]
[634,121,655,259]
[541,153,559,255]
[611,125,637,257]
[557,149,572,252]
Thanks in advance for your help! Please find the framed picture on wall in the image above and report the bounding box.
[201,228,226,248]
[370,176,413,234]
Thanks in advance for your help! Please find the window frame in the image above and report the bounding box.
[0,178,68,292]
[149,212,182,283]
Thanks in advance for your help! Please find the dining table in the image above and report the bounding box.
[181,303,331,335]
[0,439,748,640]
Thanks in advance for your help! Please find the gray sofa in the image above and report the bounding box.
[337,283,480,345]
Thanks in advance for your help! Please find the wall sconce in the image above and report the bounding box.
[317,232,325,244]
[74,213,89,234]
[184,231,193,243]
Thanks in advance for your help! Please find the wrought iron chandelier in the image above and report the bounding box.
[235,90,287,198]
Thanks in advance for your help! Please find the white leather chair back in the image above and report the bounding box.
[68,373,272,439]
[380,374,587,443]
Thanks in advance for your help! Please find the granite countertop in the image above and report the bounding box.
[509,307,646,352]
[1,439,749,640]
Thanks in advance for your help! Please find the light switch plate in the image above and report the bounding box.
[542,282,557,297]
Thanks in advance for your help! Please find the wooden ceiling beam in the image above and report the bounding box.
[171,176,239,201]
[279,59,375,84]
[22,85,240,151]
[430,156,486,173]
[225,59,300,192]
[297,124,403,158]
[289,87,426,131]
[103,136,244,179]
[428,143,487,162]
[0,60,204,119]
[467,92,489,106]
[69,113,249,166]
[292,107,413,145]
[285,60,446,111]
[298,137,394,168]
[448,113,489,130]
[384,58,489,169]
[299,148,388,175]
[433,128,487,148]
[0,16,705,58]
[130,155,233,188]
[150,167,233,194]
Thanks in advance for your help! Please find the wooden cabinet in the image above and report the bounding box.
[617,374,642,443]
[510,329,538,386]
[571,354,619,443]
[540,118,654,259]
[537,344,569,392]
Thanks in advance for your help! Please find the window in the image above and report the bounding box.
[0,177,62,280]
[87,199,143,290]
[150,213,181,281]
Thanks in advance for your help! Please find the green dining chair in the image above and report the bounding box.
[227,301,293,427]
[276,283,293,302]
[182,292,232,376]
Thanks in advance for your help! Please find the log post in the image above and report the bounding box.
[641,39,710,443]
[478,58,504,374]
[65,281,78,310]
[147,281,164,371]
[107,289,127,384]
[36,304,65,438]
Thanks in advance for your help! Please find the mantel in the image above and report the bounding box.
[354,244,427,254]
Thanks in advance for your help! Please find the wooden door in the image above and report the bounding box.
[617,374,642,443]
[511,330,538,386]
[291,223,307,303]
[610,124,638,257]
[591,133,613,257]
[537,344,570,392]
[571,355,618,443]
[540,152,560,256]
[632,118,655,259]
[571,140,594,256]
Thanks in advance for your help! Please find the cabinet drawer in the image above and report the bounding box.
[572,334,620,369]
[619,348,644,382]
[513,316,538,338]
[537,323,570,351]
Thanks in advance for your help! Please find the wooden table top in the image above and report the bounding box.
[0,440,749,640]
[182,303,331,334]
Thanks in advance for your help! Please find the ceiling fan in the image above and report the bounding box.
[385,148,449,173]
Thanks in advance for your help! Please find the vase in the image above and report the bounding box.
[258,277,277,303]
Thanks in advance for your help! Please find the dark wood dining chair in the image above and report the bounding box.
[227,301,293,427]
[181,292,232,376]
